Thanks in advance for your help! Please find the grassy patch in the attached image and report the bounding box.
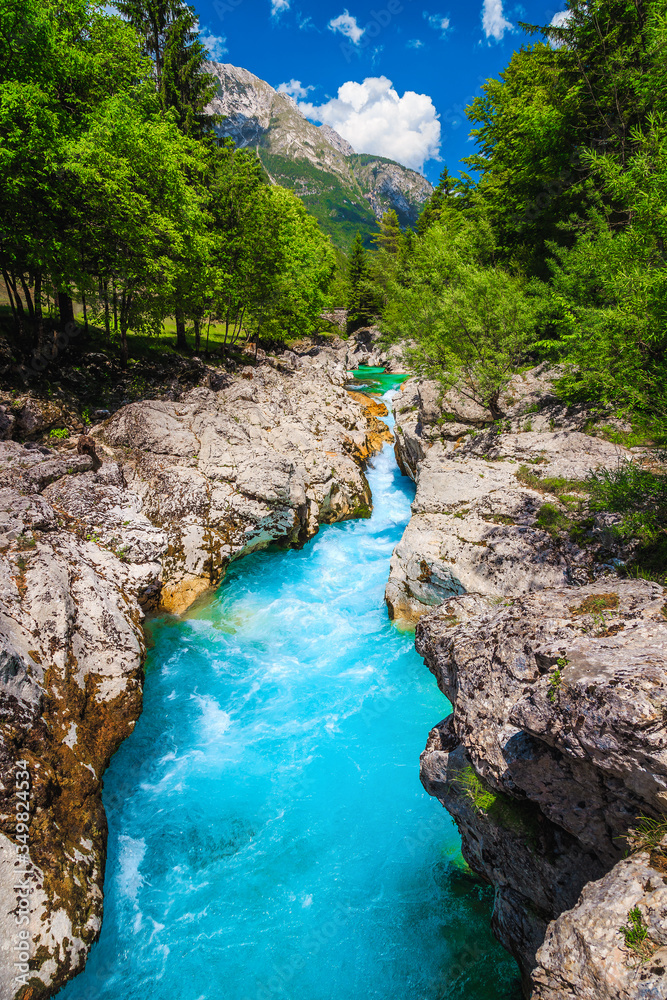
[516,465,588,497]
[629,815,667,854]
[571,593,619,615]
[451,766,540,843]
[482,513,516,525]
[620,908,656,964]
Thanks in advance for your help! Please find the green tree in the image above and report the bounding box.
[347,232,378,334]
[372,209,402,254]
[417,167,458,235]
[383,217,536,419]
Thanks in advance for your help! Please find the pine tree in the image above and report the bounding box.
[417,168,456,235]
[347,233,376,334]
[372,209,402,254]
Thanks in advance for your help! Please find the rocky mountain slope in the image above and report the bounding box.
[206,63,433,248]
[393,369,667,997]
[0,343,390,999]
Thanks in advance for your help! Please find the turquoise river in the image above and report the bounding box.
[58,380,520,1000]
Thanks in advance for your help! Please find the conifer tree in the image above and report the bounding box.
[347,233,376,334]
[417,168,455,235]
[372,209,402,254]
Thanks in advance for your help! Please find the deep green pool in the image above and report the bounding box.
[347,366,411,394]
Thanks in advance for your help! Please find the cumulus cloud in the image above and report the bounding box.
[200,28,227,60]
[425,13,451,37]
[271,0,290,16]
[299,76,441,172]
[482,0,513,41]
[550,10,571,27]
[328,10,365,45]
[277,79,315,99]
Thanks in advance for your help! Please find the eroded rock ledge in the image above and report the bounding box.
[0,347,388,998]
[386,368,635,624]
[417,559,667,996]
[393,367,667,996]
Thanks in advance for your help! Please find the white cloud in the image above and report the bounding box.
[299,76,441,172]
[482,0,513,41]
[328,10,365,45]
[277,79,315,99]
[271,0,290,16]
[550,10,571,27]
[424,13,451,37]
[200,28,227,60]
[407,39,424,48]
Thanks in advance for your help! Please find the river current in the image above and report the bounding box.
[58,385,519,1000]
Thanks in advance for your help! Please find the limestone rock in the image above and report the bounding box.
[418,580,667,992]
[532,853,667,999]
[0,351,388,997]
[388,372,631,624]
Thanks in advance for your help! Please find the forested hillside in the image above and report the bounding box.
[363,0,666,441]
[0,0,337,369]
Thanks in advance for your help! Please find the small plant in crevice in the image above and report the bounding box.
[49,427,70,439]
[452,766,498,813]
[571,593,619,615]
[547,668,563,703]
[628,814,667,864]
[620,907,656,965]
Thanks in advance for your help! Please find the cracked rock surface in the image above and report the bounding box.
[418,580,667,996]
[387,369,635,623]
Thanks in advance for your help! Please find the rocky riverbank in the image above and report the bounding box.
[395,368,667,997]
[0,341,389,999]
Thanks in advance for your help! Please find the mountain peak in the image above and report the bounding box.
[205,62,433,249]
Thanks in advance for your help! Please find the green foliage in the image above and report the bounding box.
[629,814,667,855]
[382,214,537,418]
[453,767,498,813]
[372,210,402,255]
[547,669,562,703]
[620,908,655,964]
[377,0,667,436]
[452,766,541,843]
[347,233,379,333]
[515,466,588,498]
[0,0,339,367]
[536,502,568,538]
[49,427,69,439]
[587,461,667,540]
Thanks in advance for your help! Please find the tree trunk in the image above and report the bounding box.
[119,292,131,368]
[103,281,111,341]
[82,292,88,333]
[34,273,44,352]
[487,391,503,422]
[2,269,18,331]
[58,291,74,331]
[194,319,201,353]
[112,281,118,333]
[175,308,187,350]
[120,323,129,368]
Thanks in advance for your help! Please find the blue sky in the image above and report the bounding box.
[196,0,566,184]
